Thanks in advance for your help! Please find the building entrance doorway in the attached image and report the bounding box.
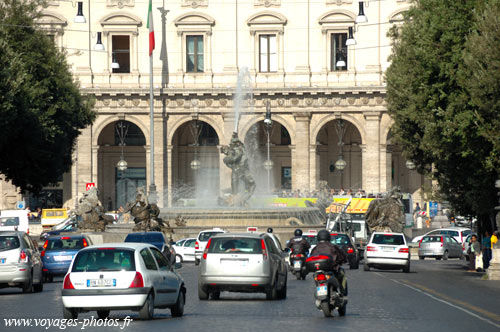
[115,167,146,210]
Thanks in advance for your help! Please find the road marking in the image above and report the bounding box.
[389,277,500,329]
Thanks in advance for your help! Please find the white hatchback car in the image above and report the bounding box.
[61,243,185,320]
[194,228,226,265]
[173,238,196,262]
[411,227,472,244]
[364,232,410,273]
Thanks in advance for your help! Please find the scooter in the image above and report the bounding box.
[306,255,348,318]
[289,252,308,280]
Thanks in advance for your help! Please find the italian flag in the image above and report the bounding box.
[147,0,155,56]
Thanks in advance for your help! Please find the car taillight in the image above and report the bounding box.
[129,272,144,288]
[203,238,212,260]
[20,250,28,263]
[306,255,331,262]
[82,238,88,247]
[399,248,409,253]
[41,251,45,257]
[63,274,74,289]
[295,253,304,258]
[261,239,268,260]
[366,246,377,252]
[316,273,326,281]
[347,248,354,254]
[61,237,70,240]
[419,239,422,248]
[440,237,444,247]
[43,240,48,249]
[462,243,465,250]
[195,241,199,250]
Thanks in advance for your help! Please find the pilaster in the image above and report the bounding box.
[293,111,311,191]
[362,111,381,193]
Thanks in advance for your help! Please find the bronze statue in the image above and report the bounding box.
[220,132,256,206]
[365,187,405,233]
[74,187,114,232]
[124,186,173,234]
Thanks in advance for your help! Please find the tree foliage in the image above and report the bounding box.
[385,0,498,229]
[0,0,95,192]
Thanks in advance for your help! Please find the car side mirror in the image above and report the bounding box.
[174,262,182,270]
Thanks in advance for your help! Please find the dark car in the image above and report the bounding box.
[39,217,79,241]
[330,232,360,269]
[124,231,176,265]
[41,235,91,282]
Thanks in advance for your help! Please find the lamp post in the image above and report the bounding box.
[115,121,129,174]
[263,101,274,193]
[405,159,416,170]
[335,119,348,186]
[190,115,202,171]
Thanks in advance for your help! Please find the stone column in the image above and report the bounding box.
[293,112,311,191]
[153,115,165,207]
[166,145,173,207]
[92,146,99,188]
[379,144,390,193]
[309,144,319,191]
[362,112,381,194]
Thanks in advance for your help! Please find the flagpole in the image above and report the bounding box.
[149,34,156,204]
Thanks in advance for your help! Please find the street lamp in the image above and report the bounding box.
[405,159,416,170]
[356,1,368,23]
[346,27,356,46]
[115,121,129,174]
[190,159,201,170]
[190,116,202,171]
[263,101,273,193]
[74,2,86,23]
[335,118,348,187]
[335,157,347,171]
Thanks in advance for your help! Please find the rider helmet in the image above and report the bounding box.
[267,227,273,233]
[294,229,303,237]
[317,229,331,242]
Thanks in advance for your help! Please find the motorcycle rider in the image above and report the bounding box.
[287,229,311,255]
[310,229,347,295]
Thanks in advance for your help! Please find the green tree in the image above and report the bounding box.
[0,0,95,192]
[385,0,498,231]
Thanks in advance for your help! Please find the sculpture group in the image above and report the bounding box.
[365,187,405,233]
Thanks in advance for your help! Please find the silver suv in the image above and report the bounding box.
[194,228,225,265]
[0,231,43,292]
[198,233,288,300]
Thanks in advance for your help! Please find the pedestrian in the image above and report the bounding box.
[482,231,492,270]
[415,202,421,213]
[468,235,482,272]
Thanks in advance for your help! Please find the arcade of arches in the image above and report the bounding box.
[64,106,427,210]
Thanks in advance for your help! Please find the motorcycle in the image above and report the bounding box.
[289,252,308,280]
[305,254,348,318]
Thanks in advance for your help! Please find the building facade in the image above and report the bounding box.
[1,0,428,210]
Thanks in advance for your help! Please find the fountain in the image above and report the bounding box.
[160,68,325,239]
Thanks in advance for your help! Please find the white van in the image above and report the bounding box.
[0,210,29,234]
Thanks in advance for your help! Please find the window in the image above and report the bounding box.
[140,249,158,270]
[114,122,146,146]
[280,125,291,145]
[112,35,130,74]
[186,35,204,73]
[331,33,347,71]
[259,34,277,72]
[151,247,170,271]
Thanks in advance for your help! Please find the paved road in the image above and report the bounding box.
[1,259,499,332]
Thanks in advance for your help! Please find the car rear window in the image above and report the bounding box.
[462,230,472,237]
[208,237,263,254]
[199,232,222,242]
[331,234,350,246]
[125,233,164,243]
[72,248,136,272]
[0,217,19,227]
[304,235,317,246]
[0,235,20,251]
[372,234,405,246]
[422,236,442,243]
[46,238,86,250]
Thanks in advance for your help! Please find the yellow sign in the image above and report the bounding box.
[326,198,375,214]
[267,197,318,207]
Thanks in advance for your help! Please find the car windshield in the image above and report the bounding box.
[304,235,317,246]
[372,234,405,246]
[46,238,86,251]
[72,248,136,272]
[462,230,472,237]
[331,234,350,245]
[199,232,222,242]
[0,217,19,227]
[0,235,20,251]
[208,237,263,254]
[422,236,442,243]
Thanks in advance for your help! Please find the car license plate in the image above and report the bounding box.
[294,261,302,269]
[316,285,328,296]
[87,279,116,287]
[0,258,5,264]
[54,255,73,261]
[383,247,394,252]
[221,259,247,267]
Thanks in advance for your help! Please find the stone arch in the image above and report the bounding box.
[174,12,216,27]
[380,116,394,145]
[167,115,224,146]
[246,11,287,26]
[99,12,142,26]
[92,115,149,146]
[389,8,409,23]
[37,11,67,25]
[311,113,366,146]
[239,114,295,146]
[317,9,356,24]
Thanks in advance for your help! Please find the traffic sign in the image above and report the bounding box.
[16,201,26,209]
[86,183,96,191]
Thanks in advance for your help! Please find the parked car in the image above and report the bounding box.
[0,231,43,292]
[39,217,79,241]
[364,232,410,273]
[173,238,196,262]
[330,232,360,269]
[41,235,92,282]
[0,210,29,234]
[418,234,463,260]
[124,232,176,265]
[198,233,288,300]
[61,243,185,320]
[194,228,226,265]
[412,227,472,244]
